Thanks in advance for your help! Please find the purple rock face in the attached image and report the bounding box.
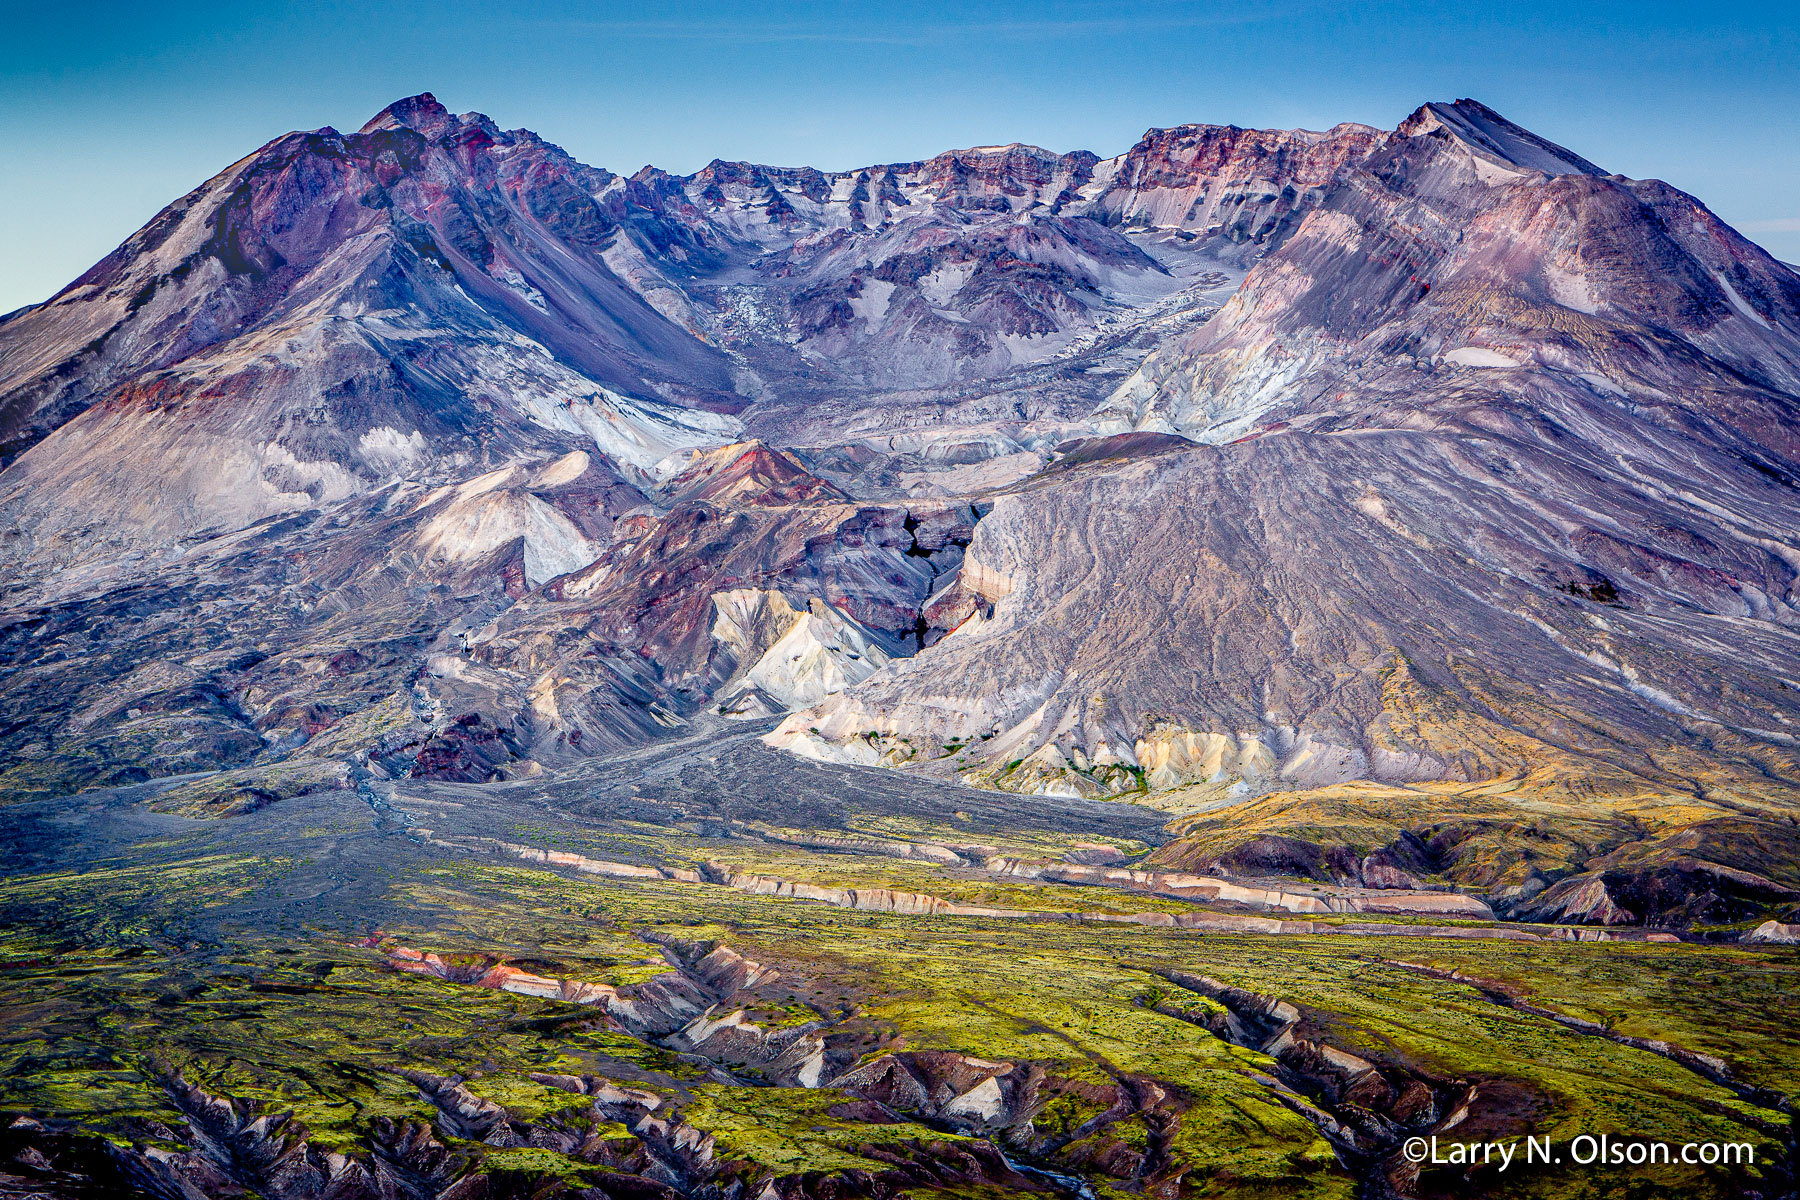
[1,93,1797,891]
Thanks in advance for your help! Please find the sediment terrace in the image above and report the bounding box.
[411,824,1684,945]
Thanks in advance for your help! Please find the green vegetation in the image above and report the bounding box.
[704,844,1198,915]
[148,760,351,817]
[680,1085,958,1177]
[1,804,1794,1199]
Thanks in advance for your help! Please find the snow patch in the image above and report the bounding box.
[1576,372,1627,397]
[1444,347,1523,368]
[492,265,549,312]
[919,262,974,305]
[357,426,427,475]
[1000,330,1075,365]
[1544,265,1598,314]
[1713,271,1775,330]
[848,278,896,327]
[461,338,740,477]
[258,443,360,507]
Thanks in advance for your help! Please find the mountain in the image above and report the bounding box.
[787,99,1800,789]
[8,88,1800,1200]
[3,94,1799,926]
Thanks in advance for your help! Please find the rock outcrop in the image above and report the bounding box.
[981,855,1497,918]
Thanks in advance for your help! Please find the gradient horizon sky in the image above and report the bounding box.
[3,0,1796,313]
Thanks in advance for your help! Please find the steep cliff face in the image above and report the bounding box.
[407,465,974,776]
[1080,119,1387,257]
[0,94,1368,591]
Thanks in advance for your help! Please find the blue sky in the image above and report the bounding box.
[3,0,1796,312]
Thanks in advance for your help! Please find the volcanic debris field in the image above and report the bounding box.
[2,724,1797,1200]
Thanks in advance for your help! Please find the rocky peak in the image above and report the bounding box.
[661,441,847,508]
[929,142,1075,171]
[1396,98,1604,177]
[1108,119,1385,187]
[1083,119,1386,250]
[359,92,456,139]
[911,143,1097,207]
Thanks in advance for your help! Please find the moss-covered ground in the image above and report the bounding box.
[2,811,1795,1200]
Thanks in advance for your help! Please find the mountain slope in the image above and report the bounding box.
[1100,99,1800,440]
[772,104,1800,888]
[3,95,1799,926]
[0,96,765,595]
